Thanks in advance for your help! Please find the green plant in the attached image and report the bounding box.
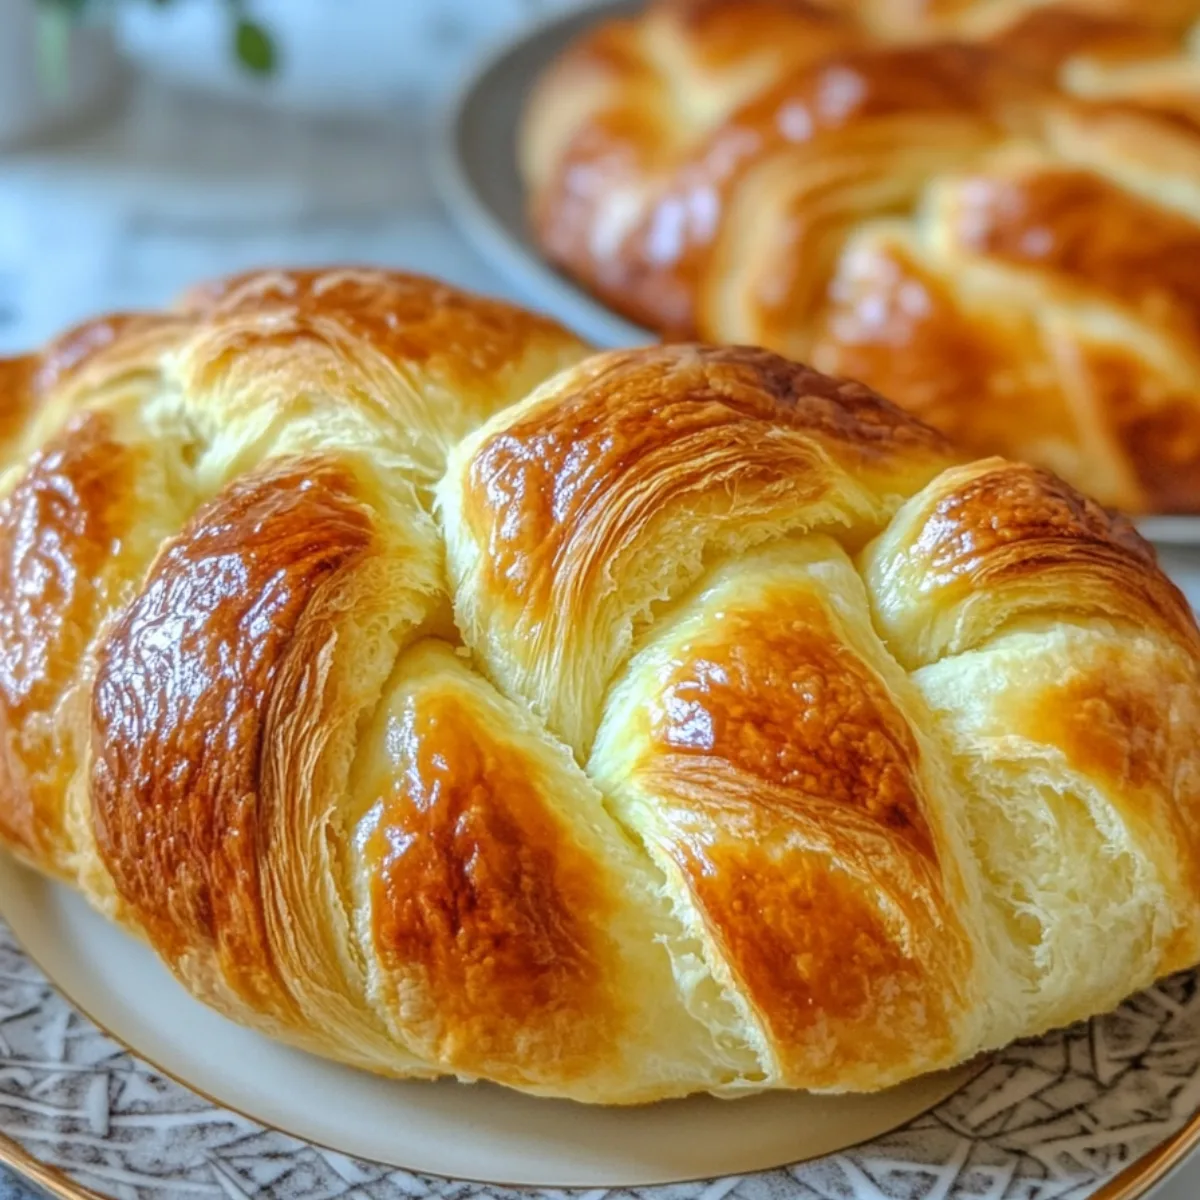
[36,0,278,92]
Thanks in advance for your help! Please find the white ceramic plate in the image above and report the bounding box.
[434,2,1200,549]
[0,857,977,1187]
[1,856,1200,1198]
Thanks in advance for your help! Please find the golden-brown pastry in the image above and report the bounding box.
[521,0,1200,513]
[1,270,1199,1104]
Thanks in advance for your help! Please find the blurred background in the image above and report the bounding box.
[0,0,582,353]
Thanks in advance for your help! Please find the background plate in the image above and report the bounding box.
[435,2,1200,549]
[434,0,658,351]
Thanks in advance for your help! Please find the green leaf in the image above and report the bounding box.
[35,5,72,101]
[233,17,276,75]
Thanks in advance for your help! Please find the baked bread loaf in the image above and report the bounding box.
[1,267,1199,1104]
[521,0,1200,513]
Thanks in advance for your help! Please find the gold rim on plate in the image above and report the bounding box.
[0,1130,110,1200]
[1091,1113,1200,1200]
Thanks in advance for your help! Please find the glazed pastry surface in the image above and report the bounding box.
[2,268,1199,1103]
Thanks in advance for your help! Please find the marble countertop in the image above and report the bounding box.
[0,82,508,351]
[0,47,1198,1200]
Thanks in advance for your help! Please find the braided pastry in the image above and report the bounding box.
[1,268,1198,1104]
[521,0,1200,513]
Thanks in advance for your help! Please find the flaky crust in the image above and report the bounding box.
[521,0,1200,513]
[1,269,1199,1103]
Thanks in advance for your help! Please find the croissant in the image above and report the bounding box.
[0,267,1198,1105]
[521,0,1200,513]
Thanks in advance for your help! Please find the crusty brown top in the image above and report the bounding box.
[456,343,957,754]
[92,458,375,1017]
[522,0,1200,512]
[362,686,624,1082]
[0,414,142,862]
[465,344,951,602]
[640,593,968,1085]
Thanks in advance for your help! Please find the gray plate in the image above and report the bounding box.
[434,2,1200,548]
[434,0,651,348]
